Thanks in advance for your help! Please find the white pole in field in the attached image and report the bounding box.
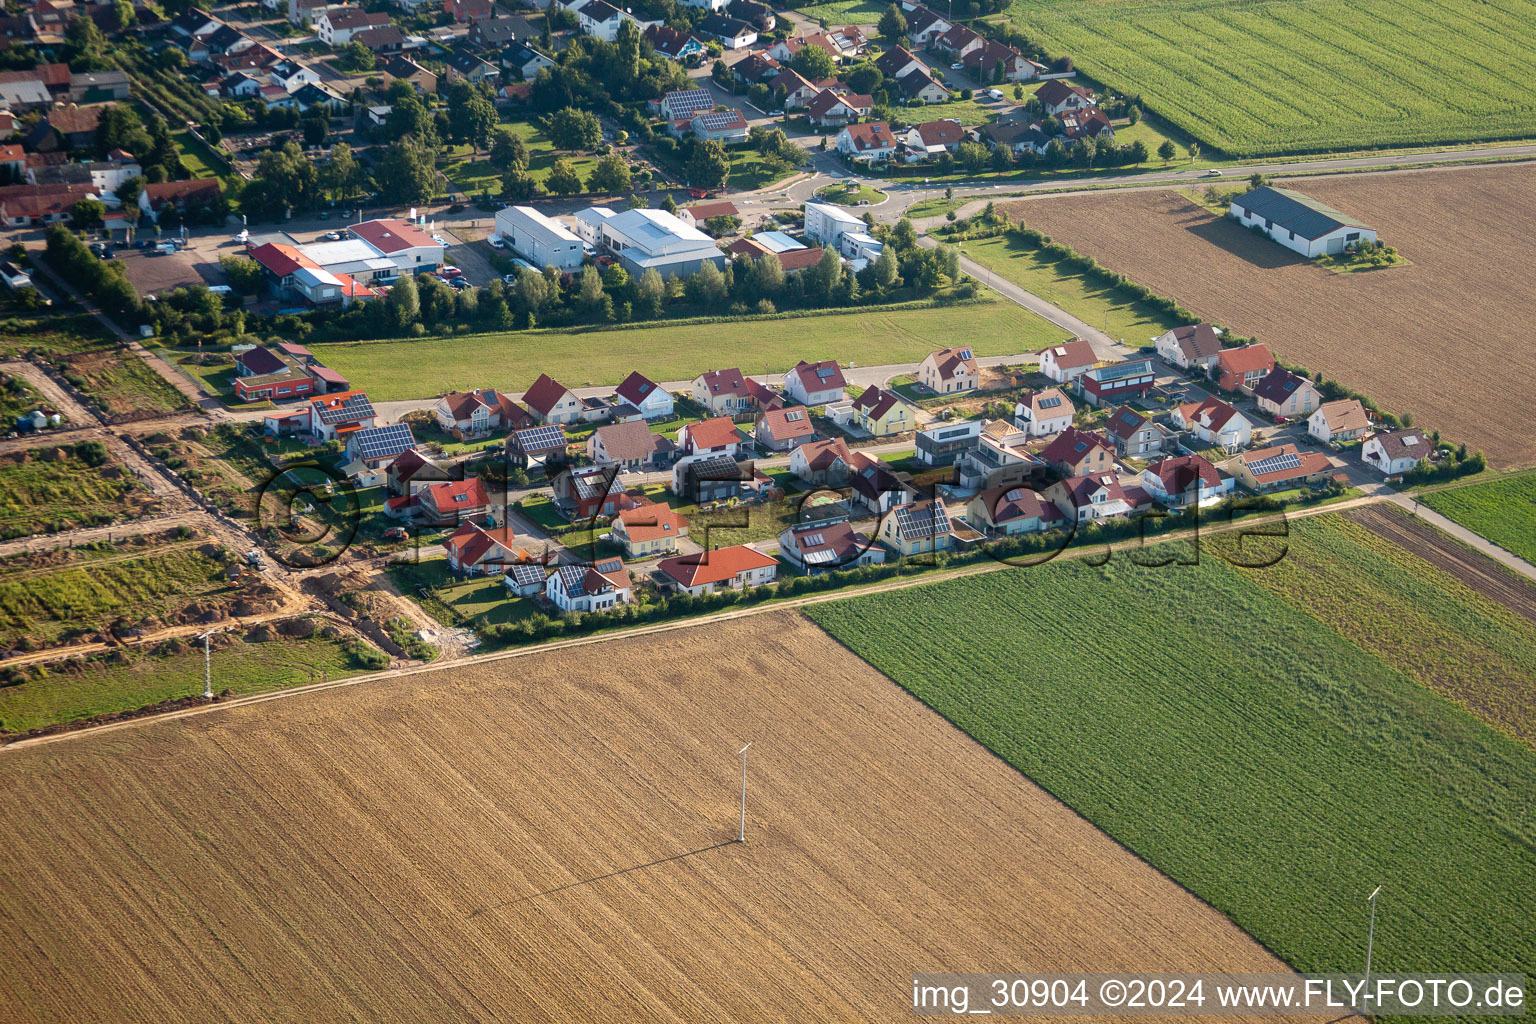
[202,633,213,699]
[738,742,752,843]
[1363,884,1383,1002]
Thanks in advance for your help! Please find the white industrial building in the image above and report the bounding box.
[1229,186,1377,258]
[571,206,615,245]
[596,207,725,278]
[803,201,864,250]
[296,239,401,283]
[494,205,585,270]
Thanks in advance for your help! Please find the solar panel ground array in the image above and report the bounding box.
[1007,0,1536,156]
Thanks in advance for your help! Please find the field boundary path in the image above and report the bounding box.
[1386,492,1536,583]
[1,491,1395,753]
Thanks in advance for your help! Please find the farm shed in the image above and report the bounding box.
[1229,186,1377,257]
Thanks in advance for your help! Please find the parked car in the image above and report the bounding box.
[1203,169,1223,177]
[502,273,520,284]
[769,109,784,118]
[487,236,506,249]
[438,265,464,278]
[431,234,447,245]
[323,231,343,241]
[449,276,470,290]
[950,61,963,69]
[317,210,330,220]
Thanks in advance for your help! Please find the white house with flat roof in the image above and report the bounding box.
[598,207,725,278]
[494,205,585,270]
[803,201,864,249]
[571,205,615,245]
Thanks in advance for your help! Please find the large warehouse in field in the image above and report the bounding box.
[494,205,585,271]
[1229,186,1377,257]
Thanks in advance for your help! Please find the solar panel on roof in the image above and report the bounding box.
[1040,396,1061,409]
[514,424,567,451]
[1248,451,1303,475]
[666,88,714,115]
[352,423,415,461]
[894,503,950,540]
[507,564,545,587]
[695,111,743,130]
[816,366,835,379]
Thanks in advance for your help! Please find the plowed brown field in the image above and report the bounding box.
[1005,164,1536,467]
[0,612,1303,1024]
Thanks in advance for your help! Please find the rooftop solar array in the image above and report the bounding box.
[507,563,546,587]
[694,111,744,130]
[1248,450,1303,476]
[351,423,415,461]
[665,88,714,116]
[513,424,568,452]
[1040,396,1062,409]
[314,392,375,424]
[894,502,951,541]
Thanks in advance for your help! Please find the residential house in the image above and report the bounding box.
[962,39,1038,83]
[1229,185,1377,258]
[503,563,547,597]
[1251,368,1322,421]
[387,448,454,495]
[875,45,925,80]
[1154,322,1223,371]
[877,498,954,556]
[684,108,750,144]
[434,388,522,436]
[268,60,319,91]
[679,415,747,457]
[1308,398,1370,444]
[610,502,688,558]
[672,454,760,502]
[789,436,852,485]
[316,7,390,46]
[1140,454,1232,508]
[778,521,883,574]
[678,200,740,230]
[658,86,714,121]
[692,367,776,415]
[1215,343,1274,393]
[904,5,952,46]
[1226,443,1333,492]
[341,422,417,484]
[931,23,982,58]
[614,371,674,420]
[354,25,405,54]
[834,119,896,162]
[770,68,819,110]
[767,33,838,63]
[1039,338,1098,383]
[307,390,377,440]
[1044,472,1138,522]
[1104,404,1171,457]
[507,423,570,468]
[966,484,1064,535]
[442,521,524,574]
[545,559,631,614]
[418,477,489,526]
[731,50,782,85]
[1013,387,1074,437]
[695,12,756,48]
[783,359,847,406]
[754,407,815,452]
[846,452,917,514]
[919,345,978,394]
[501,42,554,80]
[728,0,775,32]
[850,385,910,437]
[445,50,499,84]
[445,0,494,19]
[811,89,874,129]
[1036,78,1095,115]
[466,15,523,50]
[1362,429,1435,476]
[915,419,981,467]
[233,351,318,403]
[901,118,964,162]
[644,24,705,61]
[552,464,625,520]
[588,419,675,470]
[1059,107,1114,144]
[522,373,582,425]
[955,420,1042,491]
[0,183,94,227]
[1077,358,1155,408]
[1040,425,1114,477]
[895,67,949,105]
[657,544,777,596]
[1171,396,1253,451]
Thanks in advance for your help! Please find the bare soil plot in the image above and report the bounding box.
[116,248,220,296]
[1004,165,1536,467]
[0,612,1302,1024]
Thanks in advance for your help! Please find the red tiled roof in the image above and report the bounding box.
[790,358,846,393]
[839,120,895,151]
[977,484,1057,524]
[1042,338,1097,370]
[658,544,776,587]
[926,345,977,381]
[423,477,487,514]
[442,521,517,565]
[685,415,745,450]
[616,503,688,543]
[349,217,436,254]
[757,406,814,441]
[1146,454,1222,493]
[777,248,825,272]
[797,437,850,471]
[248,242,316,277]
[1176,396,1243,433]
[697,367,753,398]
[614,370,663,407]
[521,373,572,417]
[1217,343,1274,375]
[1040,426,1113,468]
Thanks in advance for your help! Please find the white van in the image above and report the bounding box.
[207,284,234,297]
[986,89,1004,101]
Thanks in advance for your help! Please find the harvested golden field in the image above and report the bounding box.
[0,612,1299,1024]
[1006,164,1536,467]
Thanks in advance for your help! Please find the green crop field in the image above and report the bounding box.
[311,300,1067,402]
[1422,472,1536,566]
[0,634,369,737]
[956,234,1185,345]
[807,513,1536,982]
[1008,0,1536,156]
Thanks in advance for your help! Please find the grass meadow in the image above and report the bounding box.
[0,445,155,540]
[807,513,1536,983]
[311,300,1068,402]
[1422,472,1536,566]
[1006,0,1536,156]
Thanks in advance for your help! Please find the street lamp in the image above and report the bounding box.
[738,742,753,843]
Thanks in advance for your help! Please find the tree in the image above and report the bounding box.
[990,144,1013,172]
[872,246,899,290]
[1013,83,1025,100]
[65,15,108,66]
[1248,172,1268,191]
[685,260,727,305]
[754,252,784,296]
[576,264,606,316]
[805,246,843,303]
[545,157,583,195]
[660,193,678,215]
[114,175,145,211]
[877,3,907,44]
[887,217,917,251]
[70,198,105,229]
[301,114,329,147]
[636,267,665,317]
[957,140,989,174]
[686,139,729,190]
[94,105,150,161]
[490,130,528,172]
[218,254,266,295]
[587,152,632,193]
[500,168,539,201]
[1157,139,1177,162]
[387,273,419,327]
[384,93,436,147]
[791,45,836,81]
[546,107,602,150]
[337,41,374,72]
[517,266,554,312]
[248,140,320,217]
[325,142,362,200]
[1127,105,1141,125]
[1128,139,1149,165]
[703,214,741,236]
[846,63,881,96]
[447,82,497,152]
[1188,141,1200,162]
[373,138,437,204]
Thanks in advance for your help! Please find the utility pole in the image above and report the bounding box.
[1363,885,1383,1013]
[738,742,752,843]
[198,630,216,699]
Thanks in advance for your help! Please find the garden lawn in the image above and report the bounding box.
[956,234,1184,345]
[443,121,600,195]
[790,0,886,20]
[807,512,1536,984]
[312,300,1066,402]
[388,557,539,631]
[0,635,368,736]
[1422,471,1536,565]
[1006,0,1536,156]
